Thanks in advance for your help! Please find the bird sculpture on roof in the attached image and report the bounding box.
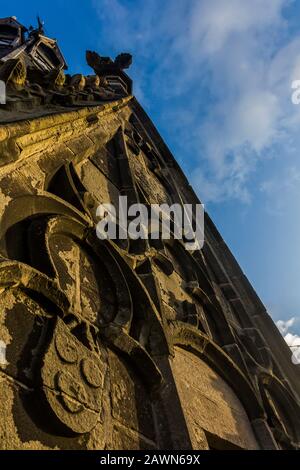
[86,50,132,75]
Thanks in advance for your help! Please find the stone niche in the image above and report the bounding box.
[171,347,259,450]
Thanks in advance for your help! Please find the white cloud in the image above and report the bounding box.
[276,317,295,335]
[173,0,287,58]
[92,0,300,204]
[284,332,300,364]
[276,317,300,364]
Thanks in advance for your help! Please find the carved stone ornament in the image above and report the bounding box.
[0,57,27,90]
[41,317,106,433]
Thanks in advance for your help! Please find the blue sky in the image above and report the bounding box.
[3,1,300,343]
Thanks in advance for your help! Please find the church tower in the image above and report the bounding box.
[0,17,299,450]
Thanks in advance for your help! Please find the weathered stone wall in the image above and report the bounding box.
[0,94,299,450]
[0,340,156,450]
[171,347,258,449]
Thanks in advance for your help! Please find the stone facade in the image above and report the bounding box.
[0,17,299,450]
